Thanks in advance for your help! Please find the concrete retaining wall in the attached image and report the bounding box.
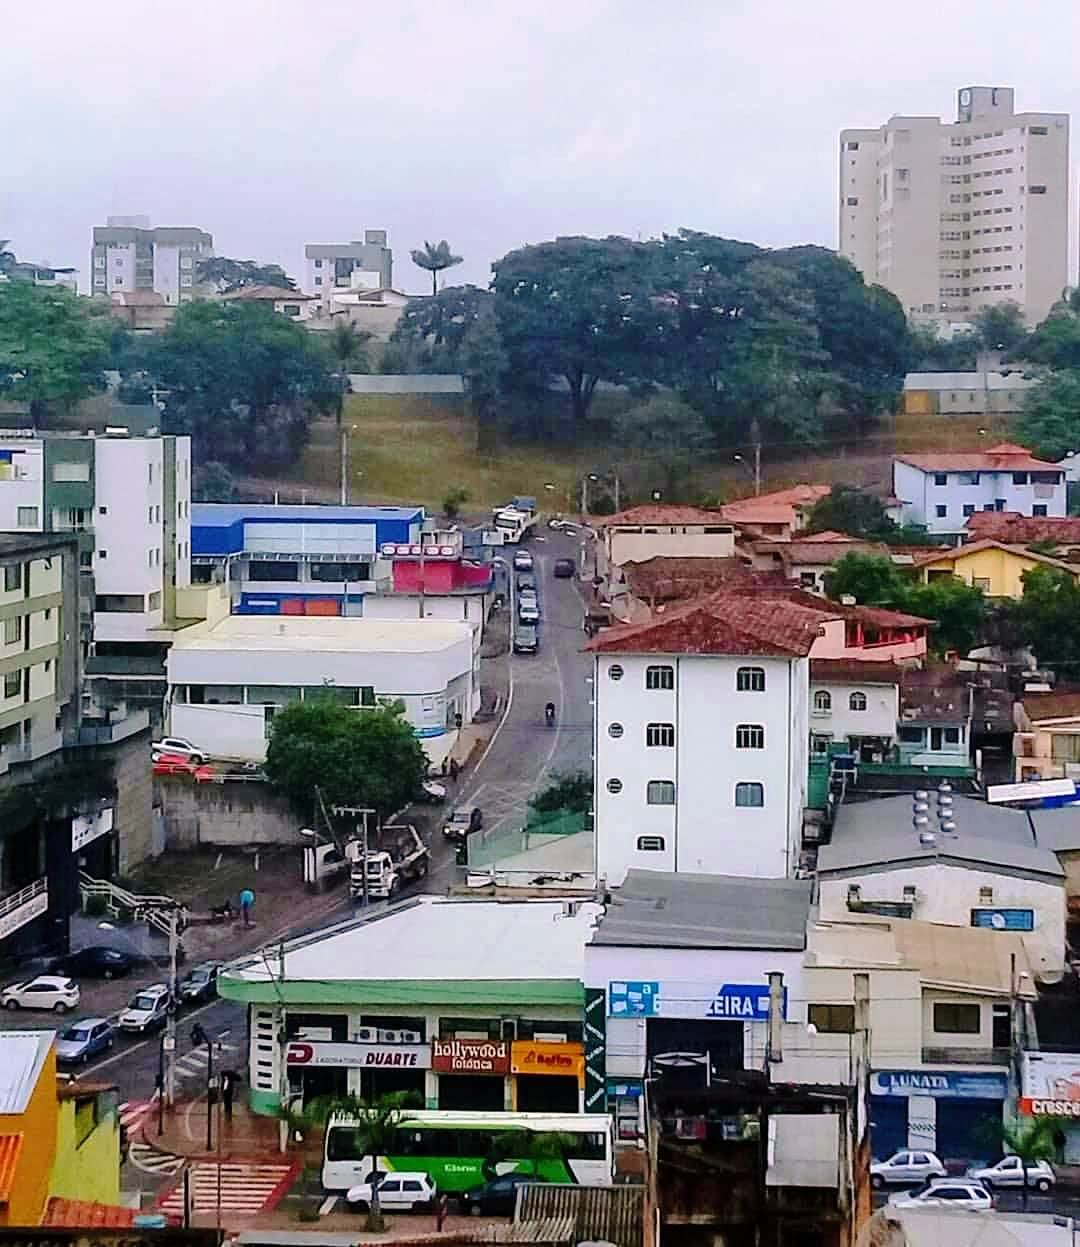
[156,778,297,848]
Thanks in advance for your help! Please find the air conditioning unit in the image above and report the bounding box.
[378,1029,405,1044]
[354,1027,378,1044]
[397,1030,422,1045]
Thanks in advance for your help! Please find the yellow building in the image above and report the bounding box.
[915,540,1080,599]
[0,1031,122,1226]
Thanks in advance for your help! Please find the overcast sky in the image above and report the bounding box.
[4,0,1080,293]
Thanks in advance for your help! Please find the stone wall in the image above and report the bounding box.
[156,778,297,849]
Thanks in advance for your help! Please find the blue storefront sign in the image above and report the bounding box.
[870,1070,1008,1100]
[606,1080,644,1099]
[970,908,1035,932]
[608,980,787,1020]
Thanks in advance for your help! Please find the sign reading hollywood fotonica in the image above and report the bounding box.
[431,1039,510,1075]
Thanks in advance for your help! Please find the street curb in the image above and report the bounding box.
[133,1101,307,1167]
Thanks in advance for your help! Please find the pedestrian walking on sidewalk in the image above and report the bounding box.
[449,757,460,782]
[239,888,255,928]
[221,1069,239,1120]
[435,1192,449,1231]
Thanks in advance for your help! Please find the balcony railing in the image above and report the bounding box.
[65,709,150,748]
[0,877,47,923]
[921,1046,1010,1067]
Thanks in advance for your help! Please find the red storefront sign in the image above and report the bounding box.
[431,1038,510,1075]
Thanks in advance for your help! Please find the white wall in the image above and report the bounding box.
[174,438,192,590]
[607,526,735,566]
[594,653,805,884]
[0,442,44,532]
[809,679,899,744]
[894,461,1066,533]
[818,862,1064,973]
[171,702,267,761]
[245,522,377,557]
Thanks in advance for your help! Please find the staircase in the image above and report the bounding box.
[78,872,182,938]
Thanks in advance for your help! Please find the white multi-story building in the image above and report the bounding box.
[90,217,213,306]
[590,592,840,885]
[303,230,393,302]
[840,86,1068,326]
[893,442,1066,537]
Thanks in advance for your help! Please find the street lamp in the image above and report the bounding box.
[340,423,359,506]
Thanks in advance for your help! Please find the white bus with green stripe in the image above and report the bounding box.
[323,1110,613,1192]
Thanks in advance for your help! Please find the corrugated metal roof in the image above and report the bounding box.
[0,1134,24,1207]
[515,1182,645,1247]
[0,1031,53,1113]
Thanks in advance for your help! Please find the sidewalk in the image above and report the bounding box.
[137,1094,301,1163]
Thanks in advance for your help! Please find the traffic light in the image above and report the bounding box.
[191,1022,208,1048]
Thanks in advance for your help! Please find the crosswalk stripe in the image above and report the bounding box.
[119,1100,153,1129]
[156,1161,297,1217]
[128,1142,185,1177]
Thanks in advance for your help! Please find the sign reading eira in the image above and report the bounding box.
[432,1039,510,1075]
[286,1041,431,1069]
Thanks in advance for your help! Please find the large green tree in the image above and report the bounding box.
[390,284,491,373]
[460,302,507,453]
[264,698,428,822]
[1014,565,1080,672]
[0,282,112,425]
[195,256,296,291]
[148,301,336,471]
[612,395,714,498]
[973,300,1028,355]
[409,239,463,298]
[808,486,895,538]
[1015,369,1080,460]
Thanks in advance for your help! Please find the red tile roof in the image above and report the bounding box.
[896,443,1059,473]
[0,1134,23,1208]
[221,284,314,302]
[43,1199,138,1228]
[811,659,903,685]
[966,511,1080,545]
[914,539,1080,575]
[1021,691,1080,723]
[596,505,727,527]
[587,591,841,657]
[622,557,785,602]
[780,587,932,629]
[720,484,831,524]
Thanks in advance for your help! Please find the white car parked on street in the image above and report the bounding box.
[151,737,207,764]
[345,1172,436,1213]
[870,1150,947,1188]
[967,1156,1055,1192]
[889,1180,993,1212]
[1,975,80,1013]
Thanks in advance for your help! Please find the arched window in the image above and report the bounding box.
[849,691,868,711]
[813,690,832,712]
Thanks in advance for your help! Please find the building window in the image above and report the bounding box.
[808,1004,856,1034]
[1029,185,1047,194]
[962,504,975,517]
[646,780,676,805]
[646,722,675,747]
[3,671,20,699]
[973,577,990,592]
[811,733,832,755]
[16,507,38,527]
[934,473,948,486]
[1033,505,1048,517]
[608,723,624,739]
[979,885,994,904]
[959,471,980,485]
[1012,472,1029,485]
[98,550,107,559]
[935,505,948,518]
[813,689,832,712]
[606,778,623,794]
[645,664,674,690]
[735,782,765,808]
[735,723,765,749]
[933,1002,980,1034]
[849,692,867,711]
[51,462,90,483]
[736,666,765,692]
[3,565,22,593]
[898,725,923,744]
[148,506,154,524]
[608,664,624,681]
[943,727,962,744]
[4,616,22,645]
[636,836,665,852]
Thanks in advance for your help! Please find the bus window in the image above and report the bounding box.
[567,1132,607,1161]
[326,1126,361,1162]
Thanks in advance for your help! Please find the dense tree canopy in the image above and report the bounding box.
[613,395,714,498]
[0,282,112,424]
[148,301,336,471]
[1015,369,1080,460]
[196,256,296,292]
[1014,566,1080,673]
[265,698,428,821]
[972,300,1028,355]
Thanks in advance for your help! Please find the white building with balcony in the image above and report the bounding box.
[893,443,1065,538]
[166,614,477,767]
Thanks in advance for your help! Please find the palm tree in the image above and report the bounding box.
[325,320,373,426]
[281,1090,420,1230]
[999,1115,1058,1209]
[410,240,463,298]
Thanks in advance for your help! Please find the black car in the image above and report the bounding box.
[459,1174,544,1217]
[553,558,575,579]
[52,946,137,980]
[178,962,222,1005]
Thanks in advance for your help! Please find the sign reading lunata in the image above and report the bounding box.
[286,1041,431,1069]
[1021,1052,1080,1116]
[431,1039,510,1075]
[608,980,787,1021]
[870,1070,1008,1101]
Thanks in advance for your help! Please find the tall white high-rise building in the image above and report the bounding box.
[839,86,1068,327]
[90,217,213,306]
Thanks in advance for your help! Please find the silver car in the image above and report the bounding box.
[870,1150,947,1188]
[967,1156,1055,1192]
[890,1180,993,1211]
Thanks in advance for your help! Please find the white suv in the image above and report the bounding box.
[118,983,171,1033]
[345,1172,436,1213]
[151,737,207,764]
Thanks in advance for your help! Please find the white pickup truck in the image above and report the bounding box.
[349,824,429,901]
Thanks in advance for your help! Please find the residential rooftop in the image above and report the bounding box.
[591,870,811,951]
[966,511,1080,544]
[621,556,782,603]
[217,897,602,1006]
[596,505,730,528]
[900,666,976,722]
[818,794,1062,880]
[810,658,903,685]
[0,1030,53,1113]
[1021,690,1080,722]
[191,502,423,527]
[915,539,1080,576]
[170,613,471,655]
[720,484,831,521]
[903,371,1039,392]
[220,285,315,302]
[895,442,1059,473]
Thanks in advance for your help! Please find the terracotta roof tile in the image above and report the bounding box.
[0,1134,23,1208]
[221,284,314,301]
[896,443,1059,473]
[622,557,784,603]
[596,505,727,527]
[587,590,841,657]
[811,659,903,685]
[43,1198,138,1228]
[966,511,1080,545]
[1021,691,1080,723]
[720,484,831,524]
[915,539,1080,575]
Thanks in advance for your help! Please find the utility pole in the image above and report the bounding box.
[333,806,375,907]
[749,417,762,497]
[580,475,588,517]
[418,524,426,621]
[164,905,181,1107]
[612,473,620,513]
[340,425,348,506]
